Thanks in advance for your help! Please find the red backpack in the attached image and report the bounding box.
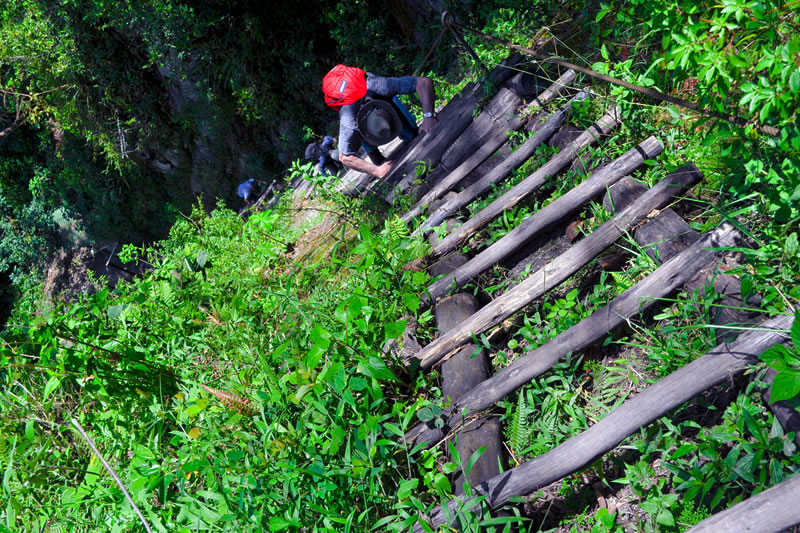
[322,64,368,108]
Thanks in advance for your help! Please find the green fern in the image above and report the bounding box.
[506,387,536,457]
[387,215,409,241]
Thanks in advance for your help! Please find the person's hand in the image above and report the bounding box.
[420,116,438,134]
[374,160,393,178]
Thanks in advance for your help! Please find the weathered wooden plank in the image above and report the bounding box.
[411,96,580,234]
[423,137,665,304]
[381,54,526,202]
[687,471,800,532]
[520,69,576,117]
[406,224,738,447]
[385,86,524,204]
[399,88,524,220]
[407,166,702,370]
[379,90,480,200]
[414,313,794,531]
[435,289,504,495]
[335,136,406,195]
[439,88,523,171]
[417,106,621,242]
[401,70,577,223]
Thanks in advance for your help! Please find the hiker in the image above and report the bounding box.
[237,178,272,203]
[322,64,437,178]
[238,178,257,203]
[304,135,342,177]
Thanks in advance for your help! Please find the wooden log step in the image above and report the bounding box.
[406,223,739,447]
[520,69,577,118]
[413,92,594,235]
[438,87,523,173]
[414,312,795,531]
[435,289,505,495]
[406,164,703,370]
[394,88,525,208]
[417,106,622,245]
[608,178,800,445]
[423,137,664,305]
[687,445,800,532]
[381,54,526,202]
[401,70,577,223]
[335,137,407,196]
[378,90,480,199]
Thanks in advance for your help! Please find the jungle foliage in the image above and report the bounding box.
[1,0,800,531]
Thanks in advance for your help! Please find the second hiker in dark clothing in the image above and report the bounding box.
[304,135,342,177]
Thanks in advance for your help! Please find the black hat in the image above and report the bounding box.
[357,99,402,146]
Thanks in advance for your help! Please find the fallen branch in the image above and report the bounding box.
[70,419,153,533]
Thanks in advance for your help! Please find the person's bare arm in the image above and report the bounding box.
[416,76,437,134]
[339,154,393,178]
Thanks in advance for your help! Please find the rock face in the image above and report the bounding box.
[43,247,147,302]
[43,248,98,302]
[121,51,273,210]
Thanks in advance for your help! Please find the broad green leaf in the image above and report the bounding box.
[432,473,451,494]
[771,369,800,402]
[670,443,696,459]
[195,250,208,268]
[43,376,61,402]
[310,325,331,348]
[790,70,800,94]
[358,356,398,382]
[791,311,800,349]
[385,320,406,340]
[402,293,420,314]
[786,233,799,259]
[306,343,326,370]
[107,304,127,319]
[397,478,418,499]
[227,450,245,462]
[349,377,367,391]
[656,509,675,527]
[416,405,441,422]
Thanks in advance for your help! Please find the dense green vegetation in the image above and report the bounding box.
[2,0,799,531]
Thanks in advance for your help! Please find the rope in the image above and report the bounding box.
[412,25,448,77]
[438,11,780,137]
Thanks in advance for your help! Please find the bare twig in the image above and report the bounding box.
[70,419,153,533]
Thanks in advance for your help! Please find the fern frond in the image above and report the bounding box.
[388,216,409,240]
[202,385,256,415]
